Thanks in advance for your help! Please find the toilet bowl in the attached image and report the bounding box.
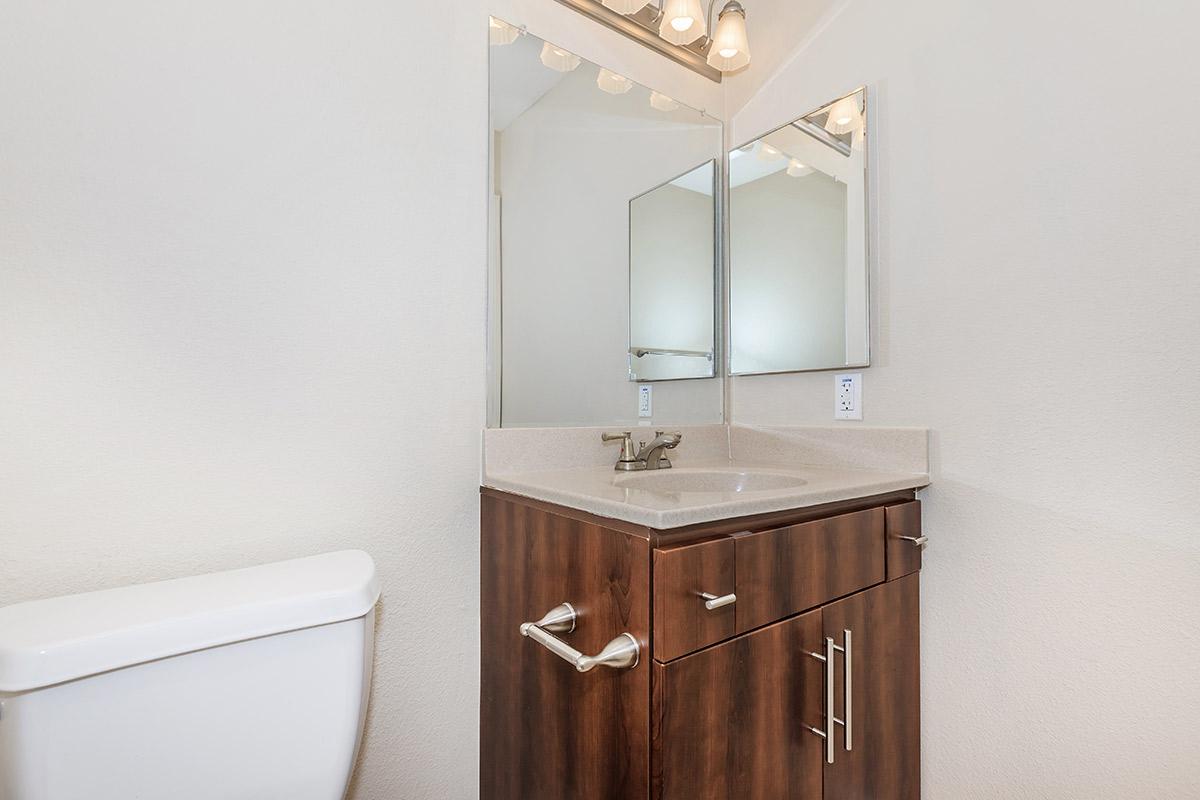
[0,550,379,800]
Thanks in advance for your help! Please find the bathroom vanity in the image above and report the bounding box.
[480,429,928,800]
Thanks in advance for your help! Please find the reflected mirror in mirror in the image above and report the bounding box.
[489,20,723,427]
[729,88,869,375]
[629,160,716,382]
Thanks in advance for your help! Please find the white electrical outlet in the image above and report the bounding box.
[835,373,862,420]
[638,385,653,417]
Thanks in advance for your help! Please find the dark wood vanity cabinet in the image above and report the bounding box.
[481,488,924,800]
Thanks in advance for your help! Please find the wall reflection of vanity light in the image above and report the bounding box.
[649,91,681,111]
[598,68,634,94]
[757,143,783,161]
[540,42,583,72]
[787,158,814,178]
[489,17,521,46]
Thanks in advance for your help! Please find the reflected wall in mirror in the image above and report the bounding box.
[489,21,723,427]
[729,88,869,375]
[629,160,716,382]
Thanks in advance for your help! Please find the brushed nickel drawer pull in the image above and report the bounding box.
[519,603,640,673]
[892,534,928,547]
[699,592,736,610]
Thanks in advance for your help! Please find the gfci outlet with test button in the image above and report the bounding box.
[835,373,862,420]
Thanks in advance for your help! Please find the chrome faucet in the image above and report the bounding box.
[601,430,682,471]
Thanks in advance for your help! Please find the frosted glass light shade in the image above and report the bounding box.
[659,0,706,44]
[824,95,863,135]
[597,68,633,95]
[707,4,750,71]
[787,158,814,178]
[756,143,783,162]
[601,0,648,13]
[489,17,520,46]
[539,42,582,72]
[649,91,681,112]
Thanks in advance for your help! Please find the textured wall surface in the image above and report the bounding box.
[728,1,1200,797]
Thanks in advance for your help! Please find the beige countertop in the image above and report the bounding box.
[482,424,931,529]
[484,459,929,529]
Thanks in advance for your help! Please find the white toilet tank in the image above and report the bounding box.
[0,550,379,800]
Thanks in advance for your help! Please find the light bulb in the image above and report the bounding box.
[489,17,520,46]
[597,68,633,95]
[539,42,581,72]
[600,0,648,13]
[706,2,751,72]
[659,0,706,44]
[650,91,681,112]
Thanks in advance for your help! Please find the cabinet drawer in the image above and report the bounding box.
[654,537,735,661]
[733,508,885,633]
[885,500,923,580]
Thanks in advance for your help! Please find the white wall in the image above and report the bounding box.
[729,0,1200,796]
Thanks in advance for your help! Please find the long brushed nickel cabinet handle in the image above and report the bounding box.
[805,636,837,764]
[519,603,640,673]
[893,534,929,546]
[834,629,852,752]
[699,592,736,610]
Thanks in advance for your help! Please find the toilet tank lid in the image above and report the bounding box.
[0,550,380,693]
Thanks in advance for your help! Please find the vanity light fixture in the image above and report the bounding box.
[601,0,650,12]
[649,90,681,111]
[550,0,750,80]
[598,68,634,94]
[488,17,521,45]
[706,1,750,71]
[540,42,583,72]
[659,0,707,44]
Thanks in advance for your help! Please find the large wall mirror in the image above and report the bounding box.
[489,20,723,427]
[729,88,870,375]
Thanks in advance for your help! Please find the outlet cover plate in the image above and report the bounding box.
[835,373,862,420]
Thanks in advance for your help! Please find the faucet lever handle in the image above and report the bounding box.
[602,431,643,469]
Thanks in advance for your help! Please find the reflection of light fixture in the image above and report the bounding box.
[659,0,706,44]
[787,158,813,177]
[601,0,648,12]
[852,125,865,151]
[707,1,750,71]
[597,68,633,94]
[757,143,783,161]
[824,95,862,135]
[649,91,680,111]
[540,42,582,72]
[489,17,520,46]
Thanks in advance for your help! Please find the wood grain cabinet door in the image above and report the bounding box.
[885,500,924,580]
[480,494,651,800]
[653,610,825,800]
[822,573,921,800]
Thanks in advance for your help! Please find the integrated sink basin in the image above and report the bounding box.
[614,469,807,495]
